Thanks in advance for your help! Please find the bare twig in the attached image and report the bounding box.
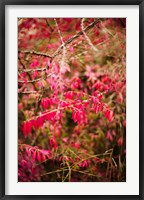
[81,18,98,52]
[41,168,69,177]
[18,91,38,94]
[18,49,53,58]
[100,20,114,37]
[54,18,66,72]
[18,77,44,83]
[18,56,37,90]
[18,72,54,83]
[19,67,47,73]
[46,19,54,31]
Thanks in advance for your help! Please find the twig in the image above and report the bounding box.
[18,73,54,83]
[65,160,71,182]
[18,77,44,83]
[46,18,54,31]
[81,18,98,52]
[18,56,37,90]
[54,18,66,72]
[41,168,68,177]
[72,169,98,177]
[19,67,47,73]
[100,20,114,37]
[18,91,38,94]
[18,49,53,58]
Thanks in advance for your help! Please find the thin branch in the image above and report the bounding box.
[65,160,71,182]
[18,56,37,90]
[54,18,66,72]
[81,18,98,52]
[41,168,68,177]
[18,56,26,69]
[46,19,54,31]
[19,67,47,73]
[100,20,114,37]
[18,77,43,83]
[18,91,38,94]
[18,73,54,83]
[18,49,53,58]
[72,169,98,177]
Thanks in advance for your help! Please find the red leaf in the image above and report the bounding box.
[37,151,41,162]
[32,151,37,161]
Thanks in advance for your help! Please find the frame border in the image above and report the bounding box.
[0,1,143,199]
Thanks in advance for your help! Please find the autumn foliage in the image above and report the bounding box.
[18,18,126,182]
